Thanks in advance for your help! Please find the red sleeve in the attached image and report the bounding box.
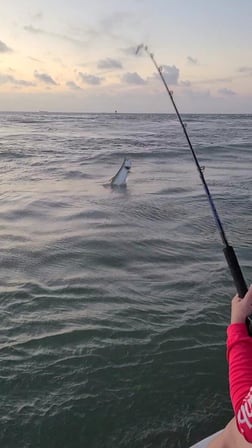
[227,323,252,442]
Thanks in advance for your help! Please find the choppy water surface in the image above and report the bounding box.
[0,112,251,448]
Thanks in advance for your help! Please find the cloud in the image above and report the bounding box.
[66,81,81,90]
[78,72,103,85]
[121,46,140,56]
[28,56,42,63]
[238,66,252,72]
[218,87,236,96]
[122,72,146,85]
[32,12,43,21]
[196,77,233,85]
[69,11,140,47]
[187,56,198,65]
[97,58,122,70]
[24,25,43,34]
[34,71,57,85]
[0,73,35,86]
[238,66,252,75]
[25,10,138,50]
[183,88,211,101]
[0,40,12,53]
[98,11,137,39]
[180,80,191,87]
[159,65,180,85]
[24,25,83,46]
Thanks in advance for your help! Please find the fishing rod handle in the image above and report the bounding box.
[223,245,252,336]
[223,245,247,298]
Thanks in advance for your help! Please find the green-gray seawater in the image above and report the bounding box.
[0,112,251,447]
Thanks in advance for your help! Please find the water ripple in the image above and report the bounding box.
[0,112,251,448]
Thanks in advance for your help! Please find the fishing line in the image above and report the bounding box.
[136,44,249,318]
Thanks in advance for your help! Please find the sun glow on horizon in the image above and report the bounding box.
[1,0,252,113]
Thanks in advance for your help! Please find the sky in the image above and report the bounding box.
[1,0,252,113]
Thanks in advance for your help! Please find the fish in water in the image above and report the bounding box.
[110,159,132,186]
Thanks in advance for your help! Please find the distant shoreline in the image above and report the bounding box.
[0,111,251,115]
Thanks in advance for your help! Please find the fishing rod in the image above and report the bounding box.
[136,44,250,327]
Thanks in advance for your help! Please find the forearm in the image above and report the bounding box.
[227,323,252,442]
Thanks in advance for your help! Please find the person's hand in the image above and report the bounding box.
[231,285,252,324]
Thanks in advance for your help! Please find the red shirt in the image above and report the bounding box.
[227,323,252,442]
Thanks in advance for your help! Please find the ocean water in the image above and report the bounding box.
[0,112,251,448]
